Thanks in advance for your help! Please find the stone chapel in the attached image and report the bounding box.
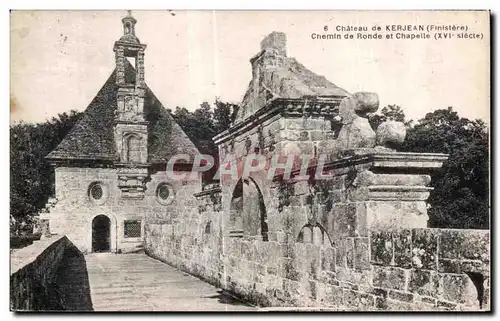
[42,12,200,254]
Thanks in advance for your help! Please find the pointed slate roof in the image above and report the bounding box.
[46,61,199,164]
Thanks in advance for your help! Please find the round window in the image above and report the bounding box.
[158,184,170,200]
[156,183,174,205]
[90,184,103,200]
[88,182,108,204]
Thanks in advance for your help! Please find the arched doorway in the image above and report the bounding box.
[92,215,111,252]
[243,178,268,241]
[228,177,268,241]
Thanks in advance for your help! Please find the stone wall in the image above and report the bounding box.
[369,228,490,310]
[142,180,224,286]
[140,152,490,311]
[10,235,82,311]
[219,226,489,311]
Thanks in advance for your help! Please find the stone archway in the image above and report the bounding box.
[243,177,268,241]
[92,215,111,252]
[228,177,268,241]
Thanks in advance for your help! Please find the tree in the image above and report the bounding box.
[170,100,239,184]
[170,103,217,154]
[369,104,411,130]
[170,99,239,154]
[401,107,489,229]
[10,110,83,234]
[213,99,239,133]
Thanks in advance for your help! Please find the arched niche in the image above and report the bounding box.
[297,223,333,247]
[121,133,142,163]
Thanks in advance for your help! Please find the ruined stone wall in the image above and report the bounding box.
[220,228,489,310]
[138,156,489,311]
[218,172,490,310]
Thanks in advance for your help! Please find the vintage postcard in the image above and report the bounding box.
[10,10,490,312]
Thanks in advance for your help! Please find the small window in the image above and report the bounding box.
[156,183,175,205]
[88,182,108,205]
[124,220,141,238]
[205,221,212,234]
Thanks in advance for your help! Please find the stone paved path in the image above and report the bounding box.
[85,253,256,311]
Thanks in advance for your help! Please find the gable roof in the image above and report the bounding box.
[236,56,349,122]
[46,61,199,164]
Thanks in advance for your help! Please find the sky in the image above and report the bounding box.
[10,10,490,124]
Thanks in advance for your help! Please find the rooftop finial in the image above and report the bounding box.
[119,10,139,44]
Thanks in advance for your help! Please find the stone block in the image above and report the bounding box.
[343,290,375,310]
[420,296,437,305]
[260,32,287,55]
[306,280,318,302]
[266,265,278,275]
[436,300,458,310]
[336,117,376,150]
[459,260,488,274]
[366,201,429,231]
[335,267,372,288]
[371,287,388,298]
[321,247,336,272]
[321,284,344,307]
[335,239,347,268]
[255,263,267,276]
[240,242,256,261]
[354,171,431,187]
[372,266,408,291]
[354,237,370,270]
[376,120,406,147]
[370,231,393,265]
[438,230,465,259]
[320,271,339,286]
[345,238,355,269]
[282,278,300,302]
[282,130,309,141]
[375,296,388,310]
[393,229,412,268]
[333,203,358,237]
[279,258,301,281]
[438,230,489,262]
[285,118,328,131]
[385,298,414,311]
[352,92,379,115]
[411,229,438,270]
[408,269,439,297]
[438,259,460,273]
[355,202,369,237]
[441,273,480,306]
[309,130,328,141]
[280,141,315,156]
[388,290,414,302]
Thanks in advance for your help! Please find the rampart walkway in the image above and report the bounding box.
[71,252,256,311]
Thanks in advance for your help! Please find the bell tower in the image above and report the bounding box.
[113,11,149,199]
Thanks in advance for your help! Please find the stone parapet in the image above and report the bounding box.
[10,235,81,311]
